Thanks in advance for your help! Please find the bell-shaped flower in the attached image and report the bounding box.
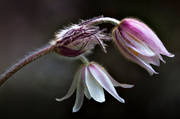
[51,16,110,57]
[56,62,133,112]
[112,18,174,75]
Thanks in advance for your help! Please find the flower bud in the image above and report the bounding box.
[112,18,174,75]
[51,17,110,57]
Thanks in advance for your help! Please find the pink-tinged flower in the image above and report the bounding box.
[51,16,110,57]
[112,18,174,75]
[56,62,133,112]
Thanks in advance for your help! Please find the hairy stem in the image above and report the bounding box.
[0,44,55,87]
[89,17,120,26]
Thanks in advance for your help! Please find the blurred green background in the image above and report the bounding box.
[0,0,179,119]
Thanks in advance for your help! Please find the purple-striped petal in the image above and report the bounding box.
[119,18,174,57]
[113,28,158,75]
[121,31,156,57]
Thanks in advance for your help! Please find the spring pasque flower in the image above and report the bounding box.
[112,18,174,75]
[56,62,133,112]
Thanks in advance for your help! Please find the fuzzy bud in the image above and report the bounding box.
[51,17,110,57]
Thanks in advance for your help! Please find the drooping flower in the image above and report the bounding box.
[51,16,110,57]
[112,18,174,75]
[56,62,134,112]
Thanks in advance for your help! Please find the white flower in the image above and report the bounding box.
[56,62,134,112]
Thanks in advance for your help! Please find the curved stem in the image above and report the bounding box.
[0,44,55,87]
[79,55,89,65]
[88,17,120,26]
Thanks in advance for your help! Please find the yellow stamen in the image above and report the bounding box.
[127,47,139,56]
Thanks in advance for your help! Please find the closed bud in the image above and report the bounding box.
[51,17,110,57]
[112,18,174,75]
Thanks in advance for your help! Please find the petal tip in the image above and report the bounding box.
[97,98,105,103]
[168,53,175,57]
[56,98,62,102]
[125,84,134,88]
[72,108,78,113]
[116,96,125,103]
[120,98,125,103]
[119,84,135,88]
[149,71,159,76]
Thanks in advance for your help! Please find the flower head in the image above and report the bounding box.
[56,62,133,112]
[51,16,110,57]
[112,18,174,75]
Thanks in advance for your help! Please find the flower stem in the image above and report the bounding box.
[0,44,55,87]
[79,55,89,65]
[88,17,120,26]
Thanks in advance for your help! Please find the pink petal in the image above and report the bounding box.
[113,29,158,75]
[120,18,174,57]
[121,30,156,57]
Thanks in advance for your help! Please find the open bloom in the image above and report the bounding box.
[51,16,110,57]
[56,62,133,112]
[112,18,174,75]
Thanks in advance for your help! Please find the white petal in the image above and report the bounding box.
[84,86,91,100]
[81,67,91,100]
[88,64,125,103]
[97,65,134,88]
[110,78,134,88]
[72,78,85,113]
[123,31,156,57]
[135,55,158,75]
[157,54,166,63]
[140,55,160,66]
[56,69,81,102]
[85,67,105,103]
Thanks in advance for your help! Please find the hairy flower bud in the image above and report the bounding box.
[112,18,174,75]
[51,17,110,57]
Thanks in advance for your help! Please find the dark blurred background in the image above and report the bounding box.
[0,0,179,119]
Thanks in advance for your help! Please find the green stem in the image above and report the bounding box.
[79,55,89,65]
[88,17,120,26]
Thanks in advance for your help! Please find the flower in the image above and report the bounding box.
[112,18,174,75]
[56,62,134,112]
[51,16,110,57]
